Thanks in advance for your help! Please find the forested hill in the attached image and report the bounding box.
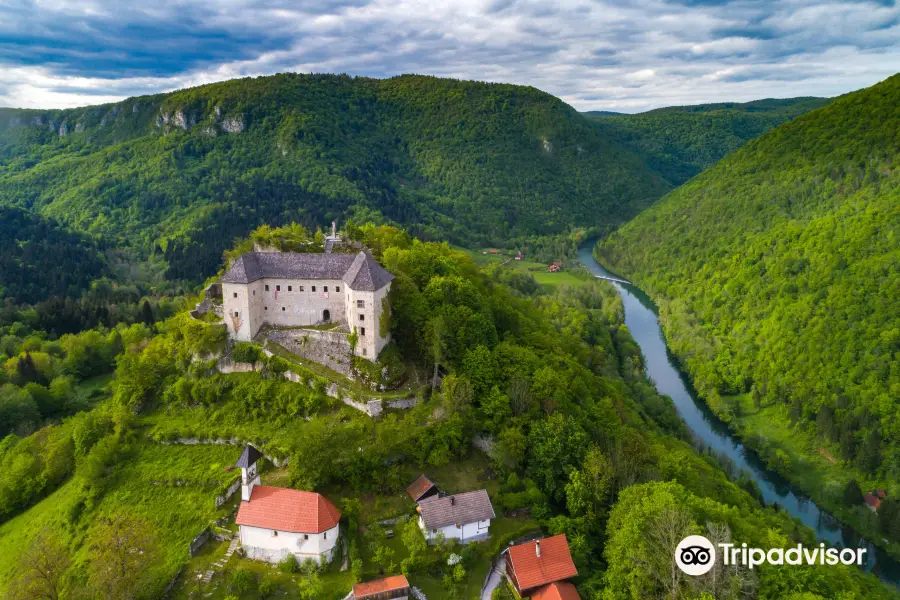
[597,74,900,482]
[585,96,830,185]
[0,206,108,304]
[0,73,669,283]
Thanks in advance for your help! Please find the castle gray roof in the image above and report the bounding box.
[221,251,393,292]
[418,490,495,529]
[343,252,395,292]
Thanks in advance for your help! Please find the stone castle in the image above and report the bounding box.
[221,242,394,359]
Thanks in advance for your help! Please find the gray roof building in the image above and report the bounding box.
[418,490,495,529]
[221,251,394,292]
[235,444,263,468]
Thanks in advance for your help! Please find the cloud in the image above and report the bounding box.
[0,0,898,111]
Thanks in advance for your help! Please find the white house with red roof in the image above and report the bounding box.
[233,445,341,564]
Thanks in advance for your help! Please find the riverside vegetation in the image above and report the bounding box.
[1,223,895,600]
[597,74,900,556]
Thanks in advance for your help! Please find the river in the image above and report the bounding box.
[578,243,900,587]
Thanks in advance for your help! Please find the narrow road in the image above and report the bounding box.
[481,556,505,600]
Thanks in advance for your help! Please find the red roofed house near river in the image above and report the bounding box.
[234,444,341,564]
[505,534,580,598]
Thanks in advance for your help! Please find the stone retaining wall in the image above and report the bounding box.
[212,346,416,419]
[267,328,353,376]
[215,478,243,508]
[189,528,211,557]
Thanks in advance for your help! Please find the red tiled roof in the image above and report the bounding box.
[865,493,882,511]
[508,535,578,592]
[532,581,581,600]
[353,575,409,598]
[407,474,435,501]
[236,486,340,533]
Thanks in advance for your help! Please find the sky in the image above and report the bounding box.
[1,0,898,113]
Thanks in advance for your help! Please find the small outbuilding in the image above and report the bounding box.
[352,575,410,600]
[531,581,581,600]
[406,474,439,503]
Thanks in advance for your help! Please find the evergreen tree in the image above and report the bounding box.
[856,428,882,474]
[879,497,900,538]
[140,300,155,326]
[842,479,864,506]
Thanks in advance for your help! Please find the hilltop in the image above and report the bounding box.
[0,73,669,286]
[1,223,895,600]
[585,96,830,185]
[597,74,900,545]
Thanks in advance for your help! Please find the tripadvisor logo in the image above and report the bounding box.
[675,535,867,576]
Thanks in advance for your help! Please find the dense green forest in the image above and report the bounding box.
[1,223,892,600]
[586,97,829,185]
[0,206,109,304]
[597,75,900,541]
[0,73,669,286]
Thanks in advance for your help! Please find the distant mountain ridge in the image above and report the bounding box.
[0,73,670,284]
[585,96,831,185]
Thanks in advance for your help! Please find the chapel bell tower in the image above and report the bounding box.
[235,444,263,501]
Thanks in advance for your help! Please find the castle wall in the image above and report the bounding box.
[254,278,346,327]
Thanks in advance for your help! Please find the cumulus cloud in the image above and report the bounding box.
[1,0,898,111]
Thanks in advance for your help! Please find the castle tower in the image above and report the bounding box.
[235,444,263,501]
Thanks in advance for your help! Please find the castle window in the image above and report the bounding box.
[234,311,239,317]
[360,327,366,336]
[299,286,304,292]
[264,307,268,311]
[335,286,340,292]
[276,285,281,292]
[359,314,364,321]
[288,286,292,292]
[324,532,327,539]
[363,348,367,356]
[324,286,328,293]
[265,285,269,291]
[282,307,285,311]
[272,531,278,537]
[253,290,256,296]
[233,292,237,298]
[312,286,316,292]
[356,300,365,308]
[304,534,309,540]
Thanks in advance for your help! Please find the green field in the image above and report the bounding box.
[462,248,592,288]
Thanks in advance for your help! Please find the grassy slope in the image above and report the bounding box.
[597,74,900,553]
[586,96,830,185]
[0,442,241,596]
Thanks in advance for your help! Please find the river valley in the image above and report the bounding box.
[578,244,900,587]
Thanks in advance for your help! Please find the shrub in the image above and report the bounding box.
[232,343,261,364]
[278,553,300,573]
[229,568,256,594]
[258,575,278,598]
